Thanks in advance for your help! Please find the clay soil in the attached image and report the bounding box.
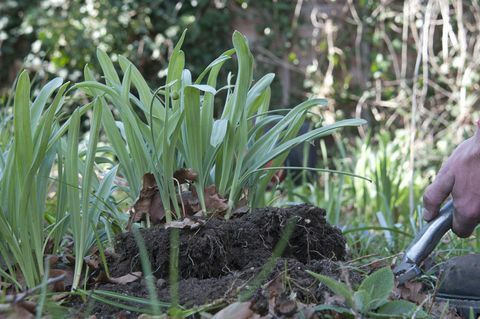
[83,205,355,318]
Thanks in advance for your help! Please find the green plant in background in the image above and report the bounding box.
[76,30,366,220]
[308,267,427,318]
[0,71,122,291]
[0,72,69,288]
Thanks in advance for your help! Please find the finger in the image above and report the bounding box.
[423,166,454,221]
[452,213,477,238]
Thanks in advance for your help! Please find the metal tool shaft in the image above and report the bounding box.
[404,199,454,265]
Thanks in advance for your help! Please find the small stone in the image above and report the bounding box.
[156,278,167,289]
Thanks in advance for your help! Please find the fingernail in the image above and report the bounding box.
[423,208,433,221]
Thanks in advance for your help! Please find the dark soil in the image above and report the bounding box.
[85,205,355,318]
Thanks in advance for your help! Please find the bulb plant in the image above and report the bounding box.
[0,30,365,293]
[76,30,366,221]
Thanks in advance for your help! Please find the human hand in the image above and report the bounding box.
[423,123,480,237]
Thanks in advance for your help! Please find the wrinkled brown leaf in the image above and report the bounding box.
[181,190,201,216]
[393,281,426,304]
[51,292,70,302]
[84,254,100,270]
[95,271,142,285]
[132,174,165,224]
[173,168,198,184]
[183,185,228,216]
[274,293,297,316]
[323,291,346,306]
[0,304,35,319]
[142,173,157,188]
[48,269,73,292]
[115,310,129,319]
[45,254,59,267]
[164,218,203,230]
[204,185,228,213]
[429,301,462,319]
[212,302,260,319]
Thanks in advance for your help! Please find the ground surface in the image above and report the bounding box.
[82,205,355,318]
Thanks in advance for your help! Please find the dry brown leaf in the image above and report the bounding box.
[173,168,198,183]
[1,304,35,319]
[296,302,319,319]
[323,291,346,306]
[48,269,73,292]
[264,276,284,314]
[51,292,70,302]
[132,174,165,224]
[212,302,261,319]
[107,271,142,285]
[428,301,463,319]
[142,173,157,188]
[45,254,59,266]
[181,190,201,216]
[114,310,129,319]
[203,185,228,214]
[84,254,100,270]
[392,281,427,304]
[183,185,228,216]
[274,293,297,316]
[164,218,203,230]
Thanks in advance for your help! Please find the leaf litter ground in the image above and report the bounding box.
[83,205,359,318]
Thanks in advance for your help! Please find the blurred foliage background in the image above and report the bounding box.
[2,0,480,251]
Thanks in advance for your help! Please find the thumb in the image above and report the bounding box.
[474,120,480,144]
[423,166,454,221]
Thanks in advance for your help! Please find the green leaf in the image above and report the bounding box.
[96,49,121,85]
[187,84,216,95]
[358,267,393,311]
[31,77,63,129]
[306,270,354,308]
[314,304,354,316]
[374,300,428,318]
[13,71,33,178]
[353,290,369,313]
[210,119,228,147]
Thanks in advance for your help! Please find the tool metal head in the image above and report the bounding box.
[393,256,422,285]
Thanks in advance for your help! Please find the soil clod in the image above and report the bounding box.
[94,205,351,317]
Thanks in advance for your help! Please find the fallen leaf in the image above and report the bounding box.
[51,292,70,302]
[428,301,462,319]
[132,174,165,224]
[393,281,426,304]
[142,173,157,188]
[323,291,346,306]
[16,302,35,314]
[181,190,201,216]
[45,255,59,267]
[212,302,260,319]
[1,304,35,319]
[84,254,100,270]
[274,293,297,316]
[96,271,143,285]
[165,218,203,230]
[115,311,129,319]
[173,168,198,183]
[202,185,228,214]
[183,185,228,215]
[48,269,73,292]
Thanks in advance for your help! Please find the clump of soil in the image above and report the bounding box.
[90,205,353,317]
